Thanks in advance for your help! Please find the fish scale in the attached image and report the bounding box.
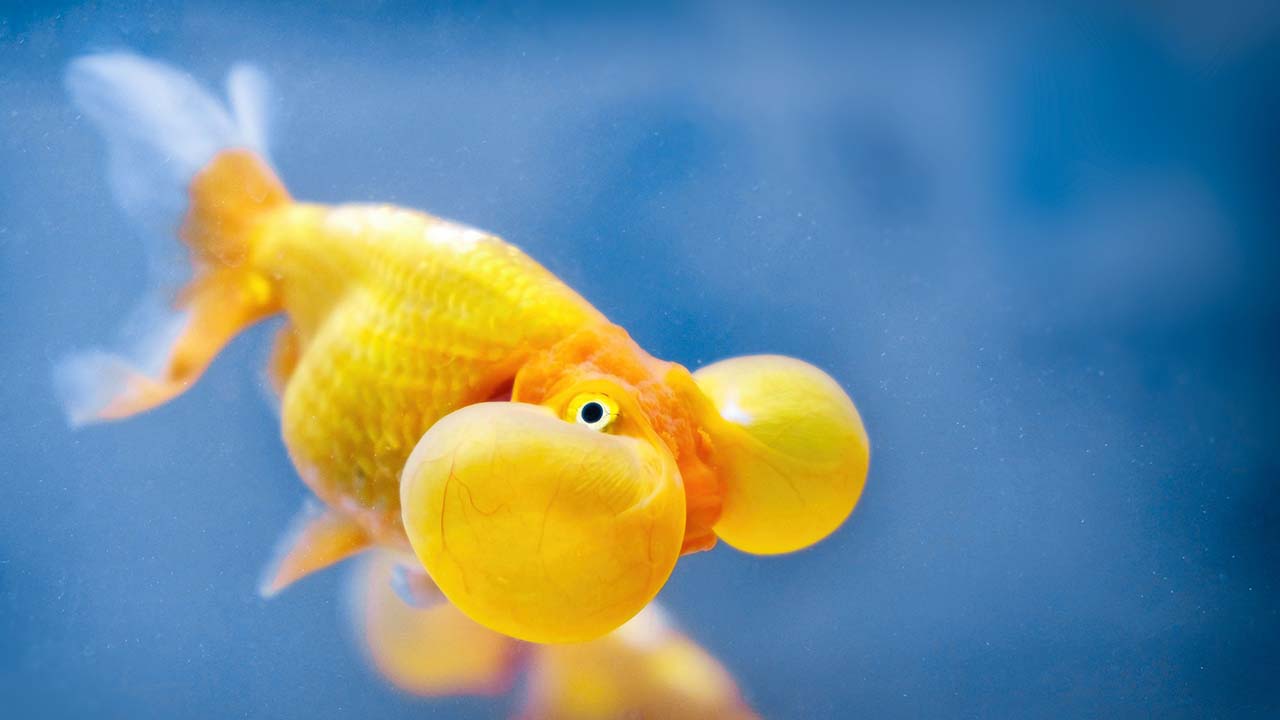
[262,202,602,543]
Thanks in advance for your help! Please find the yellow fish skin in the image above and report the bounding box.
[64,54,871,645]
[258,196,609,546]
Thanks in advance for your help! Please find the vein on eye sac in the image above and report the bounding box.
[757,450,807,507]
[457,479,507,517]
[438,460,472,594]
[536,480,565,598]
[439,459,456,553]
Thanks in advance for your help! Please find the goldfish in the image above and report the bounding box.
[59,53,871,644]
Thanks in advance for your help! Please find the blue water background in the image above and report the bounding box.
[2,2,1278,717]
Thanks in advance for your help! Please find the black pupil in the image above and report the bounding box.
[580,401,605,424]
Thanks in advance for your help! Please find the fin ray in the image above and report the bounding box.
[56,52,283,426]
[260,501,371,598]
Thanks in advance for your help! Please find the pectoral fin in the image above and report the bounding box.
[259,501,372,597]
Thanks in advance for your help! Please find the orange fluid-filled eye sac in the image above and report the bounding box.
[400,402,686,644]
[694,355,870,555]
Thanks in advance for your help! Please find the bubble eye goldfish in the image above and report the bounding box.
[59,53,871,643]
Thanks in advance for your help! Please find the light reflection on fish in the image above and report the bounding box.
[58,53,871,644]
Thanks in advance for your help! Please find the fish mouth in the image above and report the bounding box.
[400,402,686,644]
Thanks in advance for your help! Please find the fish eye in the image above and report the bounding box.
[571,395,617,431]
[580,401,605,424]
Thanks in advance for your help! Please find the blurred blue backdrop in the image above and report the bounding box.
[2,1,1278,717]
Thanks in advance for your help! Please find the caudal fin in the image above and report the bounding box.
[56,53,287,425]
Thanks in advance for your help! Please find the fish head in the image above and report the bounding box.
[399,324,869,644]
[400,326,695,643]
[508,345,873,560]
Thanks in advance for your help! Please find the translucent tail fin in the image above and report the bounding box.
[56,53,286,426]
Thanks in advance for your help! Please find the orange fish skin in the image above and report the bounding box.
[511,324,725,553]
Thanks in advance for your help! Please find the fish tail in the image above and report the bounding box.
[55,52,287,425]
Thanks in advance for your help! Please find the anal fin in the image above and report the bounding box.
[259,501,371,598]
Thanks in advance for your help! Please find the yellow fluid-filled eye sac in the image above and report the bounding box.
[400,402,686,644]
[693,355,870,555]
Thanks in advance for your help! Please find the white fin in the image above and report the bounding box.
[55,52,273,426]
[228,63,271,158]
[53,296,189,427]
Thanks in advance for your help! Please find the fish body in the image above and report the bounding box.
[61,54,870,643]
[257,198,603,544]
[232,172,724,554]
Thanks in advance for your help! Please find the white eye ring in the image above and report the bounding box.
[576,400,613,430]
